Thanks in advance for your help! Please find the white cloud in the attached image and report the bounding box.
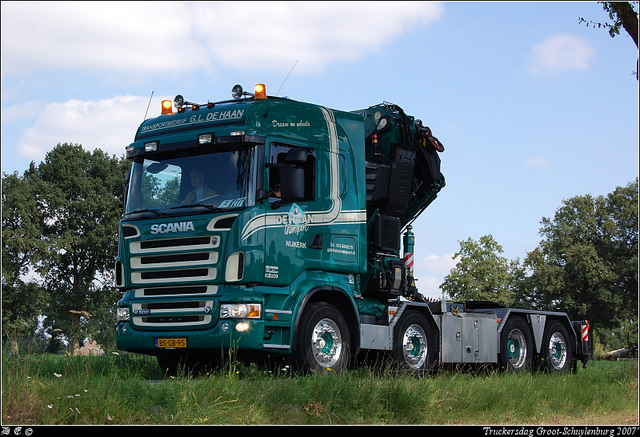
[412,254,457,300]
[14,95,171,161]
[1,2,443,76]
[529,34,595,76]
[525,156,550,168]
[1,3,202,75]
[0,100,47,123]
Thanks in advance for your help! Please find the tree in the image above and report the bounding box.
[523,180,638,349]
[2,171,46,354]
[440,235,519,305]
[24,143,130,354]
[579,2,639,78]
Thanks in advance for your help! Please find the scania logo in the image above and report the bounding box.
[150,221,195,235]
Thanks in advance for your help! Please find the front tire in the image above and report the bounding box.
[293,302,351,374]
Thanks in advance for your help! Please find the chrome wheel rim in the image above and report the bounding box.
[548,332,567,370]
[311,318,342,368]
[506,328,527,369]
[402,324,428,369]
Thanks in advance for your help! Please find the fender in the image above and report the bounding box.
[291,285,360,353]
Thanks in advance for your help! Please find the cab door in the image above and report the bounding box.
[263,142,321,286]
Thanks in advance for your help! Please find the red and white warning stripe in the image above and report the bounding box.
[582,323,589,342]
[404,252,414,274]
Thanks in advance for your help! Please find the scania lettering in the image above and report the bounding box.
[150,221,195,234]
[115,84,590,375]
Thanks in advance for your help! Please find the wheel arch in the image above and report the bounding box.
[291,285,360,353]
[394,303,441,355]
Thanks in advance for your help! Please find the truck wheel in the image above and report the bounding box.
[540,322,574,373]
[293,302,351,374]
[499,316,533,373]
[392,310,435,374]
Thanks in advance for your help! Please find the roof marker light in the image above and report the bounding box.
[161,100,173,115]
[254,84,267,100]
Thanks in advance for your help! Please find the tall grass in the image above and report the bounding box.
[2,352,637,425]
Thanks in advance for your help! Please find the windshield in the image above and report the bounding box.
[125,145,259,215]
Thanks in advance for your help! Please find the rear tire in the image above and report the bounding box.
[540,322,574,373]
[499,316,533,373]
[293,302,351,374]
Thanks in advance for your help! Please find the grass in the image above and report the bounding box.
[2,352,638,425]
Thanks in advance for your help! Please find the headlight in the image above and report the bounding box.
[117,307,129,322]
[220,303,261,319]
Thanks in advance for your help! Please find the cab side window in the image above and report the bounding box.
[269,144,315,202]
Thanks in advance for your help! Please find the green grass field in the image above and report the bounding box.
[2,352,638,425]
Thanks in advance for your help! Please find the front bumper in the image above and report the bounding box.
[115,318,266,354]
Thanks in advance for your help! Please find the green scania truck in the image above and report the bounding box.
[115,84,590,374]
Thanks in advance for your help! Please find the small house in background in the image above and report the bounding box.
[79,339,105,356]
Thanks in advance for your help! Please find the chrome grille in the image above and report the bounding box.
[131,299,215,328]
[129,235,220,286]
[127,232,221,330]
[134,285,218,298]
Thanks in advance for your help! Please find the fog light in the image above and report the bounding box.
[198,133,212,144]
[236,322,249,332]
[221,322,230,332]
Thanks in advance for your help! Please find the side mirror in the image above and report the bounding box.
[285,148,308,164]
[123,170,131,209]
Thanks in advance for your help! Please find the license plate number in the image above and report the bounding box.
[156,338,187,348]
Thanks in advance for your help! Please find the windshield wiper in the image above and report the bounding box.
[170,203,220,211]
[127,208,166,217]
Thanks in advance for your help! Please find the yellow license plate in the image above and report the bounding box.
[156,338,187,348]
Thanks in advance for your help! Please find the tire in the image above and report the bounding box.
[392,310,436,375]
[540,322,574,373]
[293,302,351,374]
[499,316,533,373]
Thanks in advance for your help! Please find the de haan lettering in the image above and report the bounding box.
[150,221,195,235]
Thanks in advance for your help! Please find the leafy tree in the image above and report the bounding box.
[440,235,520,305]
[2,171,46,354]
[579,2,639,78]
[24,143,130,354]
[523,180,638,349]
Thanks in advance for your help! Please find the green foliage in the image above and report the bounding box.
[440,235,520,305]
[523,179,638,343]
[2,143,130,353]
[2,172,47,348]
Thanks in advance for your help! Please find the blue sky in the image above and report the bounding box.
[2,2,638,299]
